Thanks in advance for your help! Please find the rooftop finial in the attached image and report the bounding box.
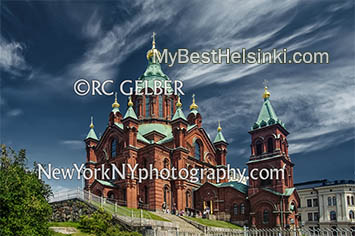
[152,32,156,49]
[90,116,94,129]
[128,96,133,107]
[112,92,120,108]
[190,93,199,110]
[146,32,161,61]
[217,120,222,132]
[262,79,270,100]
[176,95,182,108]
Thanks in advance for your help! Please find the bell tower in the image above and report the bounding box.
[247,85,294,195]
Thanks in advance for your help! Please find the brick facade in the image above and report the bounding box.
[83,40,300,228]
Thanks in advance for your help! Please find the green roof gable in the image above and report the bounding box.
[138,123,172,137]
[172,107,187,121]
[96,179,115,188]
[86,128,98,140]
[123,106,138,120]
[216,181,249,194]
[198,181,248,194]
[262,187,295,196]
[252,97,286,130]
[214,130,227,143]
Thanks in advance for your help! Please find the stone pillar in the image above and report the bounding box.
[336,192,343,221]
[176,181,186,211]
[275,213,281,227]
[320,194,326,222]
[126,180,138,208]
[341,192,347,221]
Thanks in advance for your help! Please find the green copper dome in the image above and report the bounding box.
[137,36,173,93]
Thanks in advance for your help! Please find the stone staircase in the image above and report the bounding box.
[153,212,203,234]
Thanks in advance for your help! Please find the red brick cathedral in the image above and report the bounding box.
[84,37,300,228]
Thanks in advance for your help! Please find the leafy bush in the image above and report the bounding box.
[0,145,52,236]
[79,208,141,236]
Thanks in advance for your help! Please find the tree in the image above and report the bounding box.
[0,145,52,236]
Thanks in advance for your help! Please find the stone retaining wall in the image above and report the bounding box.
[50,198,97,222]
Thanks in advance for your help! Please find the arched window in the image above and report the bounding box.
[122,188,127,205]
[285,170,289,186]
[347,196,350,205]
[107,191,115,201]
[332,196,336,206]
[194,141,201,159]
[263,209,270,224]
[164,158,169,169]
[328,197,332,206]
[233,204,238,215]
[351,196,354,205]
[240,203,245,214]
[136,99,141,116]
[111,139,117,158]
[145,96,150,117]
[196,168,201,183]
[330,211,336,221]
[144,186,148,204]
[163,185,169,204]
[159,95,163,117]
[170,99,174,118]
[256,140,263,155]
[267,138,274,153]
[349,210,355,219]
[186,191,191,208]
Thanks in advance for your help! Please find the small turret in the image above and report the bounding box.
[124,96,138,120]
[109,92,122,126]
[187,94,202,127]
[172,96,187,122]
[213,121,228,166]
[86,116,98,141]
[84,116,99,189]
[171,96,188,148]
[122,96,139,147]
[252,84,286,131]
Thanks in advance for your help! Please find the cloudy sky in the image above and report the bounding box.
[1,0,354,192]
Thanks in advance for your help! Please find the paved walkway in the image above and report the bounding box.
[154,212,203,234]
[49,227,78,235]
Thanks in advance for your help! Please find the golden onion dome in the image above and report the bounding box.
[217,120,222,132]
[190,94,199,110]
[176,96,182,108]
[90,116,94,129]
[112,92,120,108]
[263,86,271,99]
[128,96,134,107]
